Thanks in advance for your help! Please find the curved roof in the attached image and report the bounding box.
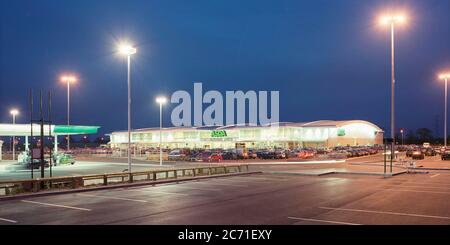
[111,120,383,134]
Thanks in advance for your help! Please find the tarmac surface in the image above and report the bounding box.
[1,153,450,225]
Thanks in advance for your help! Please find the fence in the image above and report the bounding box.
[0,164,249,196]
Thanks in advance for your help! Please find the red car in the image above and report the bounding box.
[201,152,223,162]
[298,150,315,159]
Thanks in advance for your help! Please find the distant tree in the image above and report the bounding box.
[416,128,433,143]
[406,129,417,144]
[94,137,106,144]
[81,136,90,144]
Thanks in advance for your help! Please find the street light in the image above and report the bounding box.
[61,75,76,151]
[379,13,407,160]
[156,96,167,166]
[118,43,137,174]
[400,129,404,146]
[10,109,19,161]
[439,73,450,147]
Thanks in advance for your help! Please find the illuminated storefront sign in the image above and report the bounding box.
[211,130,227,138]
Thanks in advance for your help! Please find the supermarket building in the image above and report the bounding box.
[109,120,384,150]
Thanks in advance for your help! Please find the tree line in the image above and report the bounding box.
[398,128,446,145]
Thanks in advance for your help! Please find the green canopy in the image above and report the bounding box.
[53,125,100,135]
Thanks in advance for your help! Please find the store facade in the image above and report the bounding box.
[109,120,384,150]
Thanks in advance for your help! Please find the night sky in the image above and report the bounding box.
[0,0,449,138]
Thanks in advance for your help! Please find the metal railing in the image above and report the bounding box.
[0,164,249,196]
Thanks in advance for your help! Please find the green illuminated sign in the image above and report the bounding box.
[337,128,345,136]
[53,125,99,134]
[211,130,227,138]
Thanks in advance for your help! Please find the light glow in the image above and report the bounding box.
[10,109,19,116]
[156,96,168,104]
[380,14,406,25]
[61,75,77,83]
[439,73,450,80]
[118,44,137,56]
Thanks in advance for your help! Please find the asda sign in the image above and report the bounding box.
[211,130,228,138]
[337,128,345,136]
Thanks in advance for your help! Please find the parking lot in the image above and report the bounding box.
[1,167,450,225]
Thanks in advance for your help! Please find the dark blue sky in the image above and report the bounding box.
[0,0,449,137]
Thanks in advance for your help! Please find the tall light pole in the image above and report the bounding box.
[119,44,137,174]
[61,75,76,151]
[380,14,406,158]
[400,129,404,146]
[156,96,167,166]
[10,109,19,161]
[440,73,450,148]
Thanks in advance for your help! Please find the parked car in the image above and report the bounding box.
[168,150,183,161]
[201,152,222,162]
[406,149,414,157]
[298,150,315,159]
[247,150,258,159]
[26,159,50,169]
[274,150,288,159]
[442,151,450,160]
[221,151,238,160]
[411,150,425,160]
[257,150,277,159]
[188,153,202,162]
[424,148,437,156]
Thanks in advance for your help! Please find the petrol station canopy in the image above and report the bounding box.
[0,124,100,136]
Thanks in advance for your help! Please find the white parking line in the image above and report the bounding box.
[21,200,92,211]
[167,185,222,191]
[0,217,18,223]
[288,216,360,225]
[430,174,441,178]
[383,184,450,190]
[230,177,290,182]
[385,189,450,195]
[129,189,189,196]
[77,193,148,203]
[320,206,450,220]
[193,181,248,187]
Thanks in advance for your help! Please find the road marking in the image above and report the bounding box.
[430,174,441,178]
[385,189,450,195]
[193,181,248,187]
[288,216,360,225]
[230,176,289,182]
[129,189,189,196]
[382,184,450,190]
[77,193,148,203]
[167,185,222,191]
[21,200,92,211]
[253,160,346,164]
[320,206,450,220]
[0,217,18,223]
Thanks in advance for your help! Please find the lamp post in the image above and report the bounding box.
[400,129,404,146]
[440,73,450,148]
[380,14,406,160]
[10,109,19,160]
[118,44,137,174]
[61,75,76,151]
[156,96,167,166]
